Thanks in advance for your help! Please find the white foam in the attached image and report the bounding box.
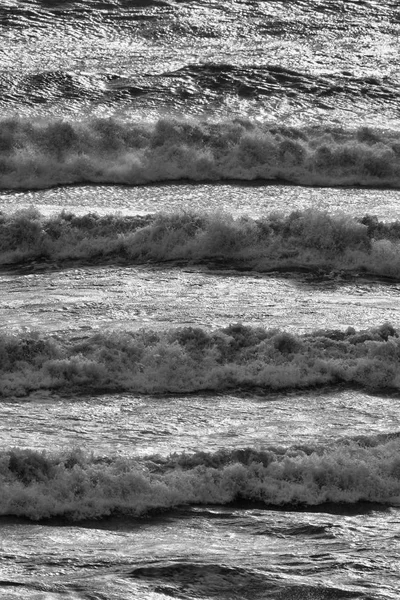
[1,437,399,520]
[1,117,399,189]
[0,323,399,397]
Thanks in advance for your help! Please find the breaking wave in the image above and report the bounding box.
[1,117,400,189]
[1,322,400,397]
[1,433,400,520]
[3,207,400,280]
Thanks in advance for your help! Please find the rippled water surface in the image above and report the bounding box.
[2,184,400,600]
[2,1,400,598]
[2,504,399,600]
[1,389,400,455]
[1,0,400,126]
[2,264,400,334]
[2,183,400,220]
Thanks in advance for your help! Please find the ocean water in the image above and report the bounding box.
[1,1,400,598]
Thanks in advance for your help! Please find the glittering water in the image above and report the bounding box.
[2,1,400,599]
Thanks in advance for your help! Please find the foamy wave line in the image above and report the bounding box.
[2,208,400,279]
[1,323,399,397]
[1,436,400,520]
[1,116,399,189]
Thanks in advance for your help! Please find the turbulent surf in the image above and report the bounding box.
[1,1,400,599]
[1,117,400,189]
[1,322,400,397]
[2,433,400,521]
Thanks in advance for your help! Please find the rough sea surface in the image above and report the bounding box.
[1,1,400,599]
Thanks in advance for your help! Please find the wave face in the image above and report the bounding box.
[1,117,400,189]
[2,2,400,599]
[0,322,399,397]
[1,433,400,520]
[3,208,400,280]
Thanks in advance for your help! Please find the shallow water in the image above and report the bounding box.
[1,380,400,599]
[1,264,400,336]
[2,0,400,598]
[2,183,400,599]
[2,503,400,600]
[2,187,400,599]
[1,183,400,221]
[1,389,400,456]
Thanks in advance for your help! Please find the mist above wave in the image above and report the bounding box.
[1,322,399,397]
[1,433,400,520]
[3,207,400,280]
[1,117,400,189]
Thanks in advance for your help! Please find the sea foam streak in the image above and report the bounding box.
[1,434,400,520]
[1,117,399,189]
[1,323,399,397]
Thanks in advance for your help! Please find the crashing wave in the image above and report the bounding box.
[1,434,400,520]
[1,322,399,397]
[2,207,400,280]
[1,117,400,189]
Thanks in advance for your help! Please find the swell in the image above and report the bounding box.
[1,322,399,397]
[1,433,400,520]
[128,562,365,600]
[2,65,399,108]
[1,0,396,31]
[165,63,400,101]
[0,0,170,29]
[3,208,400,280]
[1,117,399,190]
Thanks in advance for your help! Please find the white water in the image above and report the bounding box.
[1,183,400,599]
[1,389,399,457]
[1,182,399,221]
[2,0,400,597]
[2,264,400,336]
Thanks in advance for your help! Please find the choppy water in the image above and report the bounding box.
[1,1,400,599]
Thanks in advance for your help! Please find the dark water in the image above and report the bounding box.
[1,1,400,599]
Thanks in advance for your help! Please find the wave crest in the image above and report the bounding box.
[3,208,400,280]
[1,323,400,397]
[1,117,400,189]
[1,435,400,520]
